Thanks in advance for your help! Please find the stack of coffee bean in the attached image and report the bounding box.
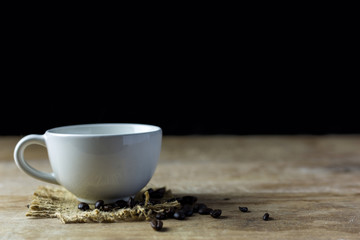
[164,195,222,220]
[78,197,137,212]
[147,188,222,231]
[78,187,222,231]
[78,189,272,232]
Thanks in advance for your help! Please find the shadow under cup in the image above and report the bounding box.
[14,124,162,204]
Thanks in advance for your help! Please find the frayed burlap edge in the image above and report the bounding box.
[26,185,180,224]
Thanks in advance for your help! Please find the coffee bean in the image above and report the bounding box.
[150,187,166,199]
[144,188,154,198]
[150,219,163,231]
[165,207,176,218]
[182,204,194,217]
[149,199,161,205]
[138,200,145,206]
[179,196,197,205]
[155,212,167,220]
[166,197,177,202]
[78,202,90,211]
[95,200,104,209]
[239,207,248,212]
[115,199,128,209]
[198,207,213,215]
[263,213,270,221]
[128,197,135,208]
[210,209,222,218]
[193,203,207,213]
[173,210,186,220]
[103,204,113,211]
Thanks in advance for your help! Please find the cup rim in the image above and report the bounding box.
[46,123,162,137]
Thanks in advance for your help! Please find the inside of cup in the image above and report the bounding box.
[47,124,160,135]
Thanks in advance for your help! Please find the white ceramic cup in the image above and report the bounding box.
[14,123,162,203]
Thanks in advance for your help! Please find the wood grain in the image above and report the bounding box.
[1,135,360,239]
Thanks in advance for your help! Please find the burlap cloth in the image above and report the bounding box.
[26,185,180,224]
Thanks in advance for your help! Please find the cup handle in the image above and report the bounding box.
[14,134,59,185]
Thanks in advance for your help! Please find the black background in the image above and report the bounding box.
[1,12,358,136]
[2,79,359,136]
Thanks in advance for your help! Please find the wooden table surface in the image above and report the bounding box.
[1,135,360,239]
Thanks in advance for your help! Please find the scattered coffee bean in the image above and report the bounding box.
[263,213,270,221]
[149,187,166,199]
[95,200,104,209]
[103,204,113,212]
[198,207,213,215]
[150,219,163,231]
[239,207,248,212]
[179,196,197,205]
[128,197,135,208]
[78,202,90,211]
[165,207,176,218]
[73,193,280,231]
[182,204,194,217]
[144,188,154,198]
[173,210,186,220]
[115,200,128,209]
[210,209,222,218]
[193,203,207,213]
[223,198,230,200]
[149,199,161,205]
[166,197,177,202]
[26,204,30,208]
[155,212,167,220]
[112,203,122,210]
[138,200,145,206]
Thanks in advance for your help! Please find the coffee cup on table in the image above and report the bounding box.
[14,123,162,204]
